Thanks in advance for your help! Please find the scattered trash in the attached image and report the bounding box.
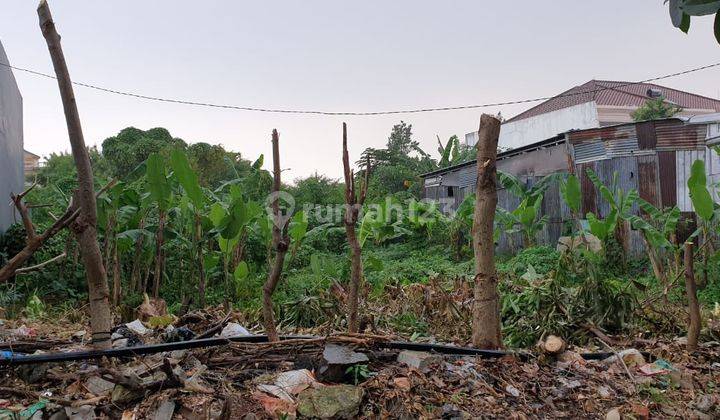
[8,325,36,338]
[505,384,521,397]
[601,348,645,368]
[84,376,114,396]
[297,384,364,419]
[257,369,318,401]
[125,320,150,336]
[163,326,195,343]
[638,359,674,376]
[220,322,250,338]
[596,385,612,399]
[18,401,46,419]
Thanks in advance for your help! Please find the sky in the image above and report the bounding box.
[2,1,720,182]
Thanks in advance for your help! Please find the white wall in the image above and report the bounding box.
[498,102,599,149]
[0,41,24,233]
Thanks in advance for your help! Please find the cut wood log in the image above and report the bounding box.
[539,335,566,354]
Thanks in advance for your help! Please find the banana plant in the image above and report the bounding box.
[584,169,638,242]
[146,153,173,298]
[209,185,263,306]
[170,149,209,306]
[686,159,719,288]
[358,199,413,247]
[496,171,564,247]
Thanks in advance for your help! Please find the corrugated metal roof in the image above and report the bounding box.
[573,142,606,163]
[655,120,707,151]
[506,80,720,123]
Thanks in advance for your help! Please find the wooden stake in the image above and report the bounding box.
[262,129,289,342]
[37,0,113,349]
[471,114,502,349]
[684,241,700,352]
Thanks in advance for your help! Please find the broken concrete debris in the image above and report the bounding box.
[297,384,364,419]
[220,322,250,338]
[397,350,442,371]
[317,343,369,382]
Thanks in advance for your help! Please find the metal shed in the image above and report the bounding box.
[421,116,720,255]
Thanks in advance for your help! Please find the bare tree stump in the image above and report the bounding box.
[471,114,502,350]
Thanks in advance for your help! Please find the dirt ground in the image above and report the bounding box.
[1,311,718,419]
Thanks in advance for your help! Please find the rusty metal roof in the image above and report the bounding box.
[506,80,720,123]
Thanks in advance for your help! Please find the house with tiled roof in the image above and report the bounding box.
[465,80,720,149]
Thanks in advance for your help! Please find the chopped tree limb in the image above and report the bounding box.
[38,0,113,349]
[15,252,67,275]
[262,129,290,342]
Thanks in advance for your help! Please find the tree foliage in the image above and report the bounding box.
[630,96,682,122]
[666,0,720,43]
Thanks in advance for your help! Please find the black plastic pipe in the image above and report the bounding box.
[0,335,645,366]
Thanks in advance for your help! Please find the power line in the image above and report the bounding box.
[1,61,719,116]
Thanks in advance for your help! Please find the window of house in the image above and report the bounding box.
[447,187,454,197]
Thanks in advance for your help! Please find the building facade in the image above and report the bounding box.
[0,41,24,233]
[465,80,720,150]
[423,116,720,255]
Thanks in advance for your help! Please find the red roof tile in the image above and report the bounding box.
[505,80,720,123]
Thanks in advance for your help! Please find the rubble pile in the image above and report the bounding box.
[0,311,718,419]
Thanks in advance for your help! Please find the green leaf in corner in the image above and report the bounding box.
[688,160,714,221]
[252,154,264,170]
[233,261,249,281]
[560,174,581,213]
[680,13,691,33]
[170,149,203,208]
[289,211,309,243]
[715,11,720,43]
[365,255,384,272]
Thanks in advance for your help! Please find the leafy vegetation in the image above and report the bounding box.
[1,123,719,350]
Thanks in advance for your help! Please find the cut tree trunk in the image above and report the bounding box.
[684,242,700,352]
[38,0,113,349]
[196,214,207,308]
[152,209,166,298]
[471,114,502,350]
[111,240,121,306]
[341,123,369,333]
[129,218,145,293]
[262,129,290,342]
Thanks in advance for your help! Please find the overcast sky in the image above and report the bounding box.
[2,1,719,181]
